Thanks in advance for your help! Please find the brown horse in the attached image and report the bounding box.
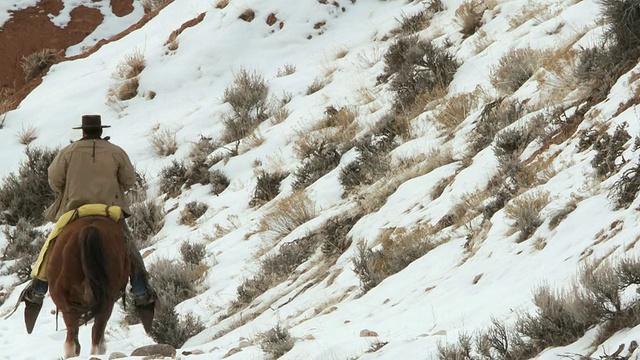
[46,216,130,358]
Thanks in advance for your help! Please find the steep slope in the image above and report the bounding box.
[0,0,640,359]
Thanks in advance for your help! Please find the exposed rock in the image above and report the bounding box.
[181,349,205,355]
[359,329,379,337]
[131,343,177,357]
[109,352,128,359]
[223,347,242,358]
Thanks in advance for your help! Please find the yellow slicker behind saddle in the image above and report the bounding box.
[31,204,122,281]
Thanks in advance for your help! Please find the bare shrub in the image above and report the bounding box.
[179,201,208,226]
[0,147,58,226]
[436,333,474,360]
[209,169,230,195]
[504,190,550,242]
[180,241,207,265]
[491,47,549,93]
[319,215,359,258]
[391,10,431,35]
[149,128,178,157]
[215,0,228,9]
[222,69,269,143]
[339,142,391,194]
[470,99,526,154]
[234,235,319,309]
[353,226,437,292]
[159,160,188,198]
[2,219,45,281]
[292,142,342,190]
[21,49,59,82]
[591,122,630,178]
[380,35,459,114]
[250,171,288,207]
[147,259,204,348]
[608,156,640,209]
[259,323,295,358]
[515,284,600,355]
[455,0,487,38]
[600,0,640,59]
[258,191,316,238]
[436,258,640,359]
[128,199,165,246]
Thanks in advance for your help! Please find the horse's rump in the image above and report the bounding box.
[47,216,129,321]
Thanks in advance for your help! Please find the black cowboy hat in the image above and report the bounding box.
[72,115,111,129]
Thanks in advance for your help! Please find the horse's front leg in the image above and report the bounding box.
[62,312,81,358]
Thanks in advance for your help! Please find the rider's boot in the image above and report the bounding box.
[121,219,156,334]
[19,278,48,334]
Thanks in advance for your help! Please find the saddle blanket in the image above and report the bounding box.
[31,204,122,280]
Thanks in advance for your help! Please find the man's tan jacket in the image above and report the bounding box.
[44,138,136,222]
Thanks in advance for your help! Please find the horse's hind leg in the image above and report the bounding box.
[90,304,113,355]
[62,313,81,358]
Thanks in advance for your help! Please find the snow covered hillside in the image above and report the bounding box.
[1,0,640,359]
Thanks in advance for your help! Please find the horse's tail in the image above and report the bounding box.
[79,225,109,316]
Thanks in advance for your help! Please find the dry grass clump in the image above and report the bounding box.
[127,199,165,247]
[504,190,550,242]
[379,35,459,114]
[258,191,316,238]
[548,199,579,230]
[17,125,37,145]
[433,91,479,134]
[454,0,487,38]
[250,170,288,207]
[21,49,59,82]
[0,147,57,226]
[2,218,45,281]
[306,77,329,95]
[222,68,269,143]
[353,225,438,292]
[149,127,178,157]
[179,201,208,226]
[491,47,549,94]
[233,235,319,310]
[259,323,295,358]
[276,63,297,77]
[108,50,146,102]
